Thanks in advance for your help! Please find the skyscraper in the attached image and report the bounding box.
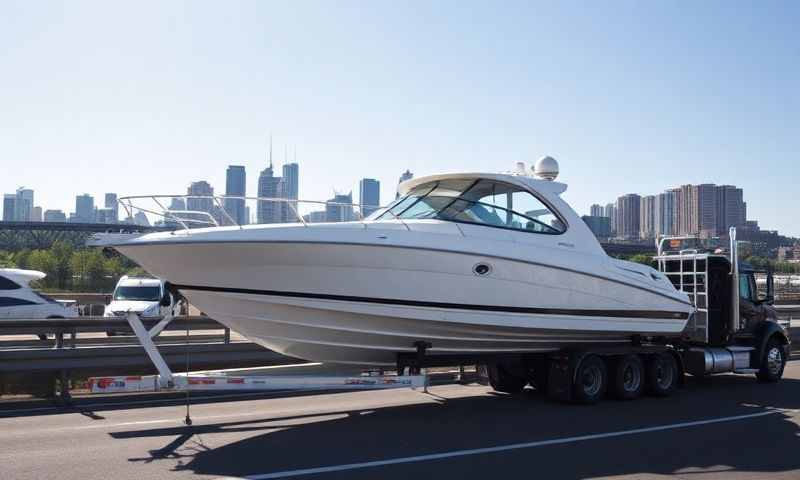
[639,195,656,240]
[31,206,42,222]
[74,194,95,223]
[2,194,16,221]
[282,163,299,222]
[326,192,354,222]
[104,193,118,223]
[15,187,33,221]
[654,189,677,237]
[257,164,282,224]
[186,181,215,227]
[397,170,413,198]
[715,185,745,236]
[589,204,604,217]
[359,178,380,218]
[604,203,617,236]
[224,165,247,225]
[616,194,641,240]
[696,184,717,238]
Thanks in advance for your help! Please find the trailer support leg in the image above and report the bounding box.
[127,312,175,387]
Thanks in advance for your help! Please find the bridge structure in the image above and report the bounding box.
[0,221,163,251]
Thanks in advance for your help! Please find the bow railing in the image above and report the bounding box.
[117,194,408,232]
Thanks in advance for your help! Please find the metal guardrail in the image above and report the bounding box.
[0,315,300,401]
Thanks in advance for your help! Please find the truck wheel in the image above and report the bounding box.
[756,338,786,383]
[611,354,644,400]
[487,363,526,394]
[646,352,678,397]
[572,355,607,404]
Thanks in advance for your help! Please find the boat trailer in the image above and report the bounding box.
[88,311,428,396]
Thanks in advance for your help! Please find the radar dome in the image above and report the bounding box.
[533,156,559,181]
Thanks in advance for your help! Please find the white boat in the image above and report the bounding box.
[91,158,693,365]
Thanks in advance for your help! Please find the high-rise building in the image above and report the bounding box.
[639,195,656,240]
[257,164,282,224]
[589,204,604,217]
[169,198,186,211]
[95,208,116,224]
[715,185,745,236]
[104,193,118,223]
[359,178,380,218]
[396,170,413,198]
[616,194,641,240]
[582,215,611,239]
[74,194,95,223]
[326,192,354,222]
[676,184,696,236]
[604,203,617,236]
[31,206,42,222]
[43,209,67,222]
[282,163,299,222]
[654,189,677,237]
[15,188,33,221]
[186,181,215,227]
[696,184,717,238]
[2,194,16,221]
[224,165,247,225]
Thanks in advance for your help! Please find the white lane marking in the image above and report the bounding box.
[246,410,782,479]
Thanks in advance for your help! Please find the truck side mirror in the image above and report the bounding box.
[160,293,171,307]
[764,272,775,304]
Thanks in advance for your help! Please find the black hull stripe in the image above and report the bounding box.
[172,284,690,321]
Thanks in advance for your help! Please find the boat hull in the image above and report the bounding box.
[115,240,691,365]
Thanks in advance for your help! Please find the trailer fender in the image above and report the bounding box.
[755,322,791,368]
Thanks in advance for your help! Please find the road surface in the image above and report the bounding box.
[1,361,799,479]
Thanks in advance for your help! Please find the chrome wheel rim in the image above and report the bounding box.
[767,347,783,376]
[581,364,602,396]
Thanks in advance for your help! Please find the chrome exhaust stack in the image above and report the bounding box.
[729,227,739,337]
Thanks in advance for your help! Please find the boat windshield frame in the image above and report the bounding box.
[370,179,567,235]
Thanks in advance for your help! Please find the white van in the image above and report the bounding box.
[104,275,176,320]
[0,269,79,338]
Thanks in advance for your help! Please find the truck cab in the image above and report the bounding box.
[655,228,789,381]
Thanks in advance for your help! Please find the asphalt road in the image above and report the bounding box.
[1,362,800,480]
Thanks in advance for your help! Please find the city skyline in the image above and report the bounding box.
[1,2,797,236]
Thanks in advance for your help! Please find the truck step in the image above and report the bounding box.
[733,369,759,374]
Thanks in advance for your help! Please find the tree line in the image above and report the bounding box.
[0,242,145,292]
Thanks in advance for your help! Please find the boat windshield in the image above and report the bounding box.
[372,179,566,234]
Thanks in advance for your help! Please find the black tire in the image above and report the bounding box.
[756,338,786,383]
[487,363,526,394]
[572,355,607,404]
[646,352,679,397]
[611,354,645,400]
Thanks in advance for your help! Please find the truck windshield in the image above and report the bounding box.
[113,286,161,302]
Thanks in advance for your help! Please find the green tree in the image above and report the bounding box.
[0,250,14,268]
[70,249,106,292]
[50,241,74,290]
[27,250,59,289]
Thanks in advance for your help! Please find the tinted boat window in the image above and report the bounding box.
[376,178,566,235]
[0,275,21,290]
[0,297,37,307]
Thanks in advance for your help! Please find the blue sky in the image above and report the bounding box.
[1,1,798,235]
